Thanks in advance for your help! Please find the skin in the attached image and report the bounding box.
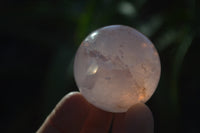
[37,92,154,133]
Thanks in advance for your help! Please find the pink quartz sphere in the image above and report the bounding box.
[74,25,161,112]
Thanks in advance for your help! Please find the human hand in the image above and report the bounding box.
[37,92,153,133]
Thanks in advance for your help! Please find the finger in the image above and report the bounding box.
[112,113,126,133]
[80,104,113,133]
[125,103,154,133]
[112,103,154,133]
[37,92,91,133]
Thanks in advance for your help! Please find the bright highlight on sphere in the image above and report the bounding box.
[74,25,161,113]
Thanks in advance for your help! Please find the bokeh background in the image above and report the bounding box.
[1,0,200,133]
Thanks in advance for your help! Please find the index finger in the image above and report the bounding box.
[37,92,113,133]
[37,92,91,133]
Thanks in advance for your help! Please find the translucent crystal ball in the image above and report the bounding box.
[74,25,161,112]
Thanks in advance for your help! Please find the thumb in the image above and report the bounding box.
[125,103,154,133]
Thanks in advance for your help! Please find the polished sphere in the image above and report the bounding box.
[74,25,161,112]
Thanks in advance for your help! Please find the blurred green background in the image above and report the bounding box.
[1,0,200,133]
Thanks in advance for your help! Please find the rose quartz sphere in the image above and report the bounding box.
[74,25,161,112]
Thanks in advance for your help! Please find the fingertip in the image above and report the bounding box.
[60,91,83,103]
[54,91,87,111]
[38,91,91,133]
[125,103,154,133]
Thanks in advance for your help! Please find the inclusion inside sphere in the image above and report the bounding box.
[74,25,161,113]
